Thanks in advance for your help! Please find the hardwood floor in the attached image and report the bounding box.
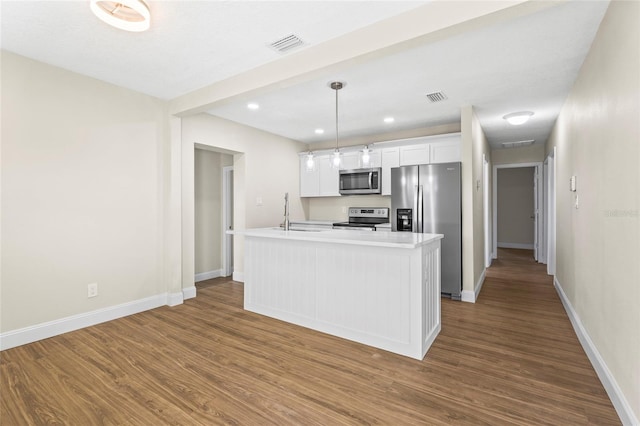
[1,249,620,425]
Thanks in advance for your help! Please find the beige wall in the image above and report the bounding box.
[461,106,492,296]
[1,51,169,332]
[194,149,233,274]
[182,114,308,278]
[492,144,544,165]
[545,1,639,421]
[497,168,534,246]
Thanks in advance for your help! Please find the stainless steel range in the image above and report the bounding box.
[333,207,390,231]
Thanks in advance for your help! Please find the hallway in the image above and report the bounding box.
[0,249,620,424]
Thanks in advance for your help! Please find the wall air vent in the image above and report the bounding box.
[501,139,535,148]
[269,34,304,53]
[425,91,448,103]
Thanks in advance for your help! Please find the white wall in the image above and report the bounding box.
[461,106,492,299]
[545,1,639,422]
[1,51,169,332]
[307,195,391,221]
[194,149,233,274]
[497,168,534,247]
[181,114,308,279]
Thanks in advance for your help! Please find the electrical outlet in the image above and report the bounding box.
[87,283,98,298]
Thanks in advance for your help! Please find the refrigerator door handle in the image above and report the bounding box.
[413,185,419,233]
[417,185,424,233]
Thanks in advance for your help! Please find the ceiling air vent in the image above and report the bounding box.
[425,91,448,103]
[501,139,535,148]
[269,34,304,54]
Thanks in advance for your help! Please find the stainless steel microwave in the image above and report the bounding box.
[339,168,382,195]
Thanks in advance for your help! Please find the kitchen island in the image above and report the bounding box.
[232,228,443,360]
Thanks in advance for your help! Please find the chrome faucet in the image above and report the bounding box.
[283,192,290,231]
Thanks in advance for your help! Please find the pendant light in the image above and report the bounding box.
[329,81,345,169]
[361,144,371,167]
[90,0,151,32]
[305,151,316,172]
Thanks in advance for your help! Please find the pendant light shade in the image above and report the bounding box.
[305,152,316,172]
[329,81,345,169]
[361,145,371,167]
[90,0,151,32]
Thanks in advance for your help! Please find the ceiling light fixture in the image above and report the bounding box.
[314,128,324,135]
[503,111,534,125]
[247,103,260,110]
[384,117,395,123]
[329,81,345,169]
[90,0,150,32]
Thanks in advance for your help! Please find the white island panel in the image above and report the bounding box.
[241,228,442,360]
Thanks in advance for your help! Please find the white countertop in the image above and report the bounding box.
[230,227,442,249]
[289,220,338,226]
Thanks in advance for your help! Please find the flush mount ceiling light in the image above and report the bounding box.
[314,128,324,135]
[247,102,260,110]
[90,0,150,32]
[383,117,395,123]
[503,111,534,125]
[328,81,346,169]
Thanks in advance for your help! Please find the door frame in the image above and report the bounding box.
[483,154,492,267]
[545,148,556,275]
[492,162,543,260]
[222,166,234,277]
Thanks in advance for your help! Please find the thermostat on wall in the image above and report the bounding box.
[570,175,577,192]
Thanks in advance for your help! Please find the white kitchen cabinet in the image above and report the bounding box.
[339,152,360,170]
[339,150,381,170]
[430,139,461,163]
[399,144,430,166]
[380,147,399,196]
[318,156,340,196]
[300,154,338,197]
[300,156,319,197]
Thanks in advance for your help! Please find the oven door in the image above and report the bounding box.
[339,168,381,195]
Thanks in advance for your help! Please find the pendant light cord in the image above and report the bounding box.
[335,85,339,150]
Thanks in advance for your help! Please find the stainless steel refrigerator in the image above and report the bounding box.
[391,162,462,299]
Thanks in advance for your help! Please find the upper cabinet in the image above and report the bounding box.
[300,133,461,198]
[339,150,381,170]
[399,144,430,166]
[380,147,399,196]
[300,154,339,197]
[430,138,461,164]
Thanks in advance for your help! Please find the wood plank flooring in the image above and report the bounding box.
[1,249,620,425]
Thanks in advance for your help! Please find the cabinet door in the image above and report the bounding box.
[380,147,399,196]
[367,150,382,168]
[399,144,430,166]
[339,152,360,170]
[300,155,319,197]
[318,156,340,196]
[430,140,461,163]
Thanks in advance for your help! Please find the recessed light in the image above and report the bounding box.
[247,103,260,110]
[503,111,534,125]
[384,117,395,123]
[314,128,324,135]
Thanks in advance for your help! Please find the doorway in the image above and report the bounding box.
[492,162,543,261]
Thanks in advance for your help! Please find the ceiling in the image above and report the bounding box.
[1,1,610,148]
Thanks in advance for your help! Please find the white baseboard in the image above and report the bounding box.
[554,277,637,426]
[497,242,534,250]
[232,271,244,283]
[195,269,223,282]
[0,293,175,351]
[183,286,196,300]
[166,292,184,307]
[460,268,486,303]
